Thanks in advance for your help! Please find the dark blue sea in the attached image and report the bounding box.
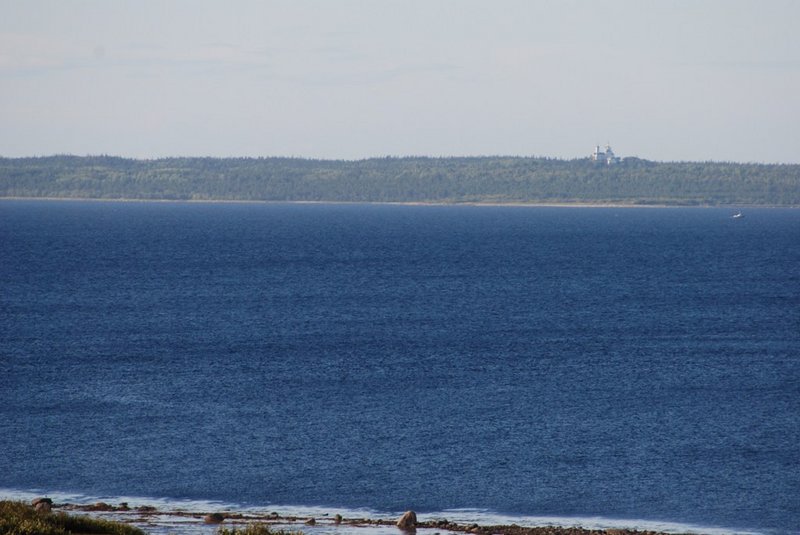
[1,201,798,534]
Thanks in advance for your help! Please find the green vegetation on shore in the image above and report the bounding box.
[0,501,144,535]
[1,155,798,206]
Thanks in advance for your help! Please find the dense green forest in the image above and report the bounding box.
[1,155,798,205]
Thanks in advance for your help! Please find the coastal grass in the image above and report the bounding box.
[0,501,144,535]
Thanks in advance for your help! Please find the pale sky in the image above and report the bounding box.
[2,0,799,163]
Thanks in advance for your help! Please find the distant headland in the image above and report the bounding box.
[1,153,798,206]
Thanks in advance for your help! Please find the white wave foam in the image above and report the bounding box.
[0,488,768,535]
[0,487,240,512]
[428,509,766,535]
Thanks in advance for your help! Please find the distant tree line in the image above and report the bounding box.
[0,154,798,205]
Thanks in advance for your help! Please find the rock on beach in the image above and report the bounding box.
[32,498,52,513]
[397,510,418,530]
[204,513,225,524]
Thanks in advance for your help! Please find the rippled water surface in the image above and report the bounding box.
[1,201,798,534]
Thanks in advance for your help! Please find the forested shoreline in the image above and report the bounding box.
[1,154,798,205]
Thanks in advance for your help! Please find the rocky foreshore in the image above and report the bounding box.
[42,500,693,535]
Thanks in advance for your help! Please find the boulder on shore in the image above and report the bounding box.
[32,498,52,513]
[396,510,417,530]
[204,513,225,524]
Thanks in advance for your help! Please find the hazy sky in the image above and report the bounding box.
[2,0,799,162]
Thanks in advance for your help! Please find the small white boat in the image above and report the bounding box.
[732,211,743,219]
